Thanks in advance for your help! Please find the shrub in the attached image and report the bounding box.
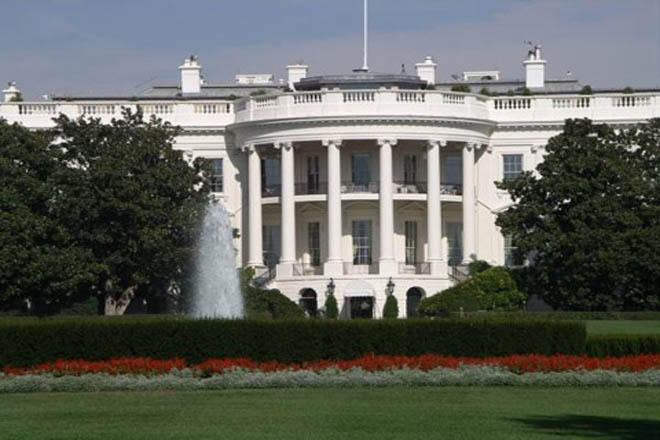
[325,294,338,319]
[420,267,525,316]
[580,85,593,95]
[383,295,399,319]
[0,317,586,367]
[450,84,471,93]
[522,87,532,96]
[586,335,660,357]
[418,284,480,315]
[468,260,492,275]
[622,87,634,94]
[243,286,304,320]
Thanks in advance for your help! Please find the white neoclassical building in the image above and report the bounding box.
[2,47,658,318]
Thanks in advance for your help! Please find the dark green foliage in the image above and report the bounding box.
[580,85,593,95]
[586,335,660,356]
[622,87,634,94]
[481,311,660,321]
[382,295,399,319]
[522,87,532,96]
[418,285,480,315]
[420,268,525,316]
[479,87,493,96]
[9,93,23,102]
[243,286,305,320]
[325,294,338,319]
[496,118,660,311]
[468,260,492,275]
[0,317,586,367]
[450,84,471,93]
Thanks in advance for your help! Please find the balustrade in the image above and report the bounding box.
[18,104,58,115]
[343,91,375,102]
[293,93,323,104]
[493,98,532,110]
[552,97,590,108]
[613,96,651,107]
[194,103,231,113]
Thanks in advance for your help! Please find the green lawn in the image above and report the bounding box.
[1,388,659,440]
[586,320,660,335]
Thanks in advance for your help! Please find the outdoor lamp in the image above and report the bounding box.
[327,278,335,295]
[386,277,395,295]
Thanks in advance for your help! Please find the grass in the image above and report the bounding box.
[586,320,660,335]
[0,387,659,440]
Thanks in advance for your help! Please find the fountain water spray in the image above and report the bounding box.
[191,203,243,318]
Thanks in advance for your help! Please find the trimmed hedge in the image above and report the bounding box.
[243,286,305,320]
[0,317,586,367]
[586,335,660,357]
[456,312,660,321]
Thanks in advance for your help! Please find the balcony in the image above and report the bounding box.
[262,184,281,197]
[394,181,463,195]
[292,263,323,276]
[398,263,431,275]
[343,262,379,275]
[341,181,379,194]
[295,182,328,195]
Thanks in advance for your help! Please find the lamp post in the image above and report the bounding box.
[327,278,336,296]
[386,277,395,296]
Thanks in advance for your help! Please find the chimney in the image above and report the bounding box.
[415,56,437,85]
[3,81,21,102]
[286,64,309,86]
[523,45,546,89]
[179,55,202,94]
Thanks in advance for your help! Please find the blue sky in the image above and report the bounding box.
[2,0,659,98]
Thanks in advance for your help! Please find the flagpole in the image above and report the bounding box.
[362,0,369,71]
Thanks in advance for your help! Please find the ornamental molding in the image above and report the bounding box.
[377,138,398,147]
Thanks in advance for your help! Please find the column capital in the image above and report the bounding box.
[427,139,447,149]
[464,142,479,151]
[377,138,398,147]
[322,138,342,148]
[276,141,293,151]
[241,143,257,153]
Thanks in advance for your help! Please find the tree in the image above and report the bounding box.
[51,109,211,314]
[0,120,94,315]
[496,118,660,310]
[325,294,338,319]
[382,295,399,319]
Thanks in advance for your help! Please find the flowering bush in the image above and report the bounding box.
[3,354,659,377]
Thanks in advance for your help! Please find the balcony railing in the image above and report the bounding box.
[262,184,281,197]
[398,262,431,275]
[292,264,323,276]
[343,262,379,275]
[341,181,379,193]
[295,182,328,195]
[394,181,427,194]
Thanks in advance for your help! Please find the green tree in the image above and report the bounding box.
[496,118,660,310]
[0,121,94,315]
[325,293,338,319]
[51,109,211,314]
[382,294,399,319]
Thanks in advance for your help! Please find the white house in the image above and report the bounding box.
[2,47,658,318]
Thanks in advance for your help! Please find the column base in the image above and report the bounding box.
[379,259,398,276]
[429,260,448,277]
[323,260,344,277]
[276,262,294,278]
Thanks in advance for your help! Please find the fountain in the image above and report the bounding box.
[191,202,244,318]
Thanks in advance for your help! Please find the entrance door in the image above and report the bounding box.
[350,296,374,319]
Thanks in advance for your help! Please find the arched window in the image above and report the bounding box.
[406,287,425,318]
[299,289,318,317]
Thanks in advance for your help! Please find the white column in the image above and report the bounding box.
[277,141,295,277]
[378,138,397,275]
[426,139,447,276]
[323,139,343,276]
[462,142,476,264]
[247,145,264,267]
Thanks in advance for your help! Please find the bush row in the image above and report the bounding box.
[0,317,586,367]
[429,311,660,320]
[586,335,660,357]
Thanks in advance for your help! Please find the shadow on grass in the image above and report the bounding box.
[512,415,660,440]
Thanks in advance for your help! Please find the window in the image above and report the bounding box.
[307,156,320,193]
[443,156,462,186]
[352,220,372,265]
[261,157,281,195]
[209,158,223,193]
[446,222,463,267]
[351,154,370,189]
[308,222,320,267]
[404,221,418,265]
[262,225,281,268]
[299,289,318,317]
[404,155,417,184]
[503,154,523,180]
[504,235,524,267]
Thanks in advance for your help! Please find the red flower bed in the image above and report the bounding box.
[3,354,659,376]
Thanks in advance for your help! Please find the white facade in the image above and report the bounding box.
[2,52,658,318]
